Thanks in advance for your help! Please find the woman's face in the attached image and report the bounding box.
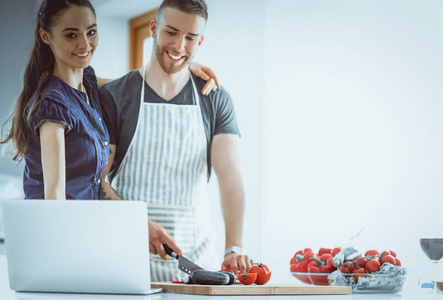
[40,5,98,72]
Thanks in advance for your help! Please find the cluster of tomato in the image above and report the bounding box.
[339,250,401,283]
[290,247,341,285]
[221,263,271,285]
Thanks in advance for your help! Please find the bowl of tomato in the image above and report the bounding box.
[290,247,339,286]
[328,262,408,293]
[290,247,407,292]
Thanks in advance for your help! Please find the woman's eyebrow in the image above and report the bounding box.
[62,24,97,32]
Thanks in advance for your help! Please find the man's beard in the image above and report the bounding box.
[153,37,191,74]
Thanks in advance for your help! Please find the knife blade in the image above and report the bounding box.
[162,244,204,275]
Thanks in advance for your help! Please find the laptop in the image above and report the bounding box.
[0,200,160,295]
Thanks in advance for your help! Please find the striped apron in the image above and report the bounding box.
[111,67,218,282]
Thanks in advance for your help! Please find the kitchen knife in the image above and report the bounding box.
[162,243,204,275]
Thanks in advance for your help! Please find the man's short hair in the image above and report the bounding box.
[157,0,208,22]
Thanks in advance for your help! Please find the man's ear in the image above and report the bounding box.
[150,19,157,38]
[198,35,204,46]
[39,28,51,45]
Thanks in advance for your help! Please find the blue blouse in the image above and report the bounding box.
[24,66,109,200]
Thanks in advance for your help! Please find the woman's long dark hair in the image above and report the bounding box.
[0,0,95,162]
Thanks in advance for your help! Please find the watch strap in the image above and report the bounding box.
[224,246,245,257]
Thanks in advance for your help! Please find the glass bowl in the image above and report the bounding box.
[291,272,331,286]
[291,271,407,293]
[330,271,407,293]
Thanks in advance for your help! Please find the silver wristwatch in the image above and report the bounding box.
[224,246,245,257]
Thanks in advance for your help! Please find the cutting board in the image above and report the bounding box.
[151,283,352,295]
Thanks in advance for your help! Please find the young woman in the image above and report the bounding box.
[0,0,218,200]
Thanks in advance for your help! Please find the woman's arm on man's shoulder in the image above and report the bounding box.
[97,77,113,89]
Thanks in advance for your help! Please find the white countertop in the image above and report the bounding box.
[0,254,440,300]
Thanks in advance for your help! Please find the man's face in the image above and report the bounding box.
[151,7,205,74]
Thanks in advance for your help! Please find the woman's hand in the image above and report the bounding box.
[189,62,221,95]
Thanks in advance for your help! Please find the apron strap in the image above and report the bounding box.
[189,72,201,108]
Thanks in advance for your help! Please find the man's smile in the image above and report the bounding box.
[166,50,184,61]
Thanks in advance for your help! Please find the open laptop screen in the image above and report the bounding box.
[1,200,152,294]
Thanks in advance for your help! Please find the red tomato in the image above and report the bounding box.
[365,250,380,257]
[236,273,257,285]
[352,268,367,283]
[250,263,271,285]
[340,263,348,274]
[390,250,397,258]
[365,259,381,273]
[357,257,367,268]
[380,251,391,258]
[340,261,354,274]
[332,247,341,257]
[349,262,356,273]
[381,255,396,265]
[395,258,401,266]
[290,263,297,272]
[304,248,313,253]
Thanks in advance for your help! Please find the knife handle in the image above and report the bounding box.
[163,243,178,259]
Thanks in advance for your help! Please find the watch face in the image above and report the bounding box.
[232,246,243,253]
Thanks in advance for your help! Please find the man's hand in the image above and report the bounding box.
[148,219,183,260]
[222,253,253,274]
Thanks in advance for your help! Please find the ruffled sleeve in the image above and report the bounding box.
[31,98,74,137]
[83,66,96,80]
[83,66,97,90]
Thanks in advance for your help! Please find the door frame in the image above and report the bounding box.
[129,9,158,71]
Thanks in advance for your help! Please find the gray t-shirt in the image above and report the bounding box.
[98,70,240,181]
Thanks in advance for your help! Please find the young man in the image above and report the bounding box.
[99,0,250,281]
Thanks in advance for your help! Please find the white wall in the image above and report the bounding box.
[262,0,443,284]
[198,0,264,265]
[91,15,129,79]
